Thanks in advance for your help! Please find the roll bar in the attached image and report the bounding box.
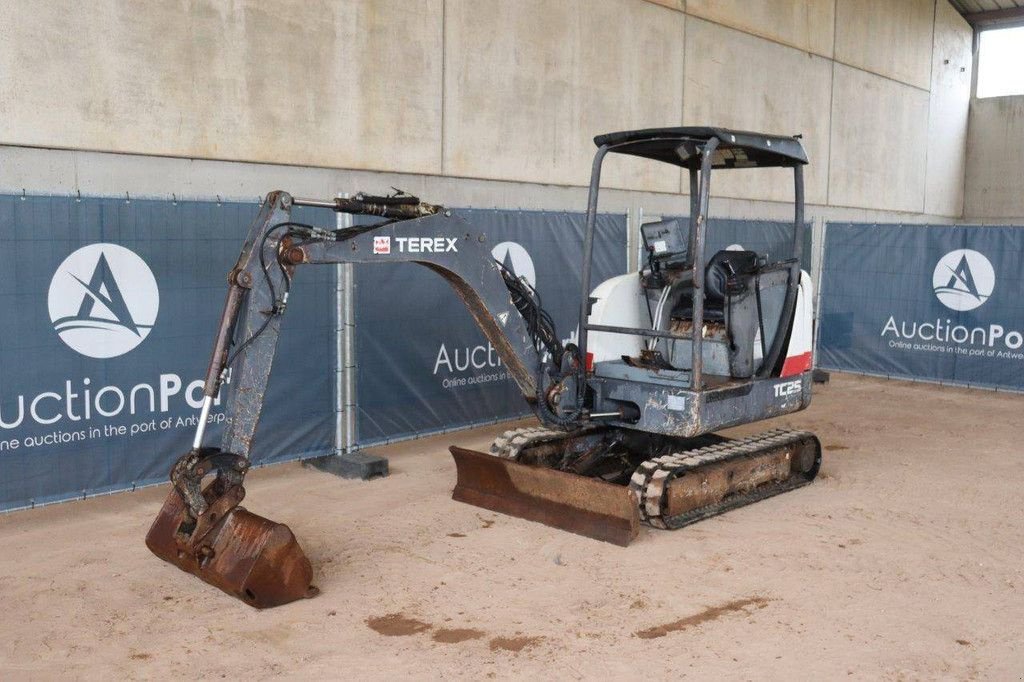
[577,137,807,389]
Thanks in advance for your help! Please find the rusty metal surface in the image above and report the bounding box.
[168,447,247,519]
[631,430,821,530]
[670,318,727,341]
[665,447,792,516]
[449,446,639,547]
[145,486,317,609]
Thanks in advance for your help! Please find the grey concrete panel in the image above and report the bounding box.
[964,96,1024,220]
[686,0,835,57]
[644,0,684,9]
[0,0,444,174]
[0,142,962,227]
[683,19,833,205]
[829,64,930,212]
[834,0,936,90]
[925,0,973,218]
[443,0,685,193]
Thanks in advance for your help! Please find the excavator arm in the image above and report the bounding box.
[203,190,555,460]
[146,190,580,608]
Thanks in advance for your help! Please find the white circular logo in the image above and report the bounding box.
[48,244,159,358]
[932,249,994,312]
[492,241,536,288]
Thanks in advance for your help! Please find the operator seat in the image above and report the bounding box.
[671,249,759,322]
[666,249,760,379]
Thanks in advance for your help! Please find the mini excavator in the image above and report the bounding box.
[146,127,822,608]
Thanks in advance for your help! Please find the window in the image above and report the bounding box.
[976,26,1024,99]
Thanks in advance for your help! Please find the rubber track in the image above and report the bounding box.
[489,426,572,461]
[628,429,820,530]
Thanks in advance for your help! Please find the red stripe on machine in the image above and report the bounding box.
[780,352,812,377]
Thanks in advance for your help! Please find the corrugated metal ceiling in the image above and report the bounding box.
[949,0,1024,19]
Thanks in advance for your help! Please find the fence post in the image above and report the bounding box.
[810,218,829,381]
[335,197,353,455]
[303,194,388,480]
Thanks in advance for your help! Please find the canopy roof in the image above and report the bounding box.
[593,127,808,169]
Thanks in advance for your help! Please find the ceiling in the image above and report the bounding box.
[948,0,1024,28]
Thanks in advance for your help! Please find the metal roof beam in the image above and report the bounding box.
[964,7,1024,29]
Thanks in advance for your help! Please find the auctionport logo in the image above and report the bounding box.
[48,244,159,359]
[882,247,1024,357]
[491,241,535,287]
[932,249,994,312]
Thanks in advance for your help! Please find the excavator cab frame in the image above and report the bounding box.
[576,128,812,436]
[579,127,808,389]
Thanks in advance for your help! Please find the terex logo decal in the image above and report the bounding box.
[933,249,994,312]
[48,244,159,359]
[376,237,459,254]
[397,237,458,253]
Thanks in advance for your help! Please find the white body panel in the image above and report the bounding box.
[587,273,645,363]
[780,270,814,376]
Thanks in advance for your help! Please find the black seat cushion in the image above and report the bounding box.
[705,250,759,302]
[671,249,759,321]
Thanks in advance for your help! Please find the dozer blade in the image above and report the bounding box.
[450,446,640,546]
[145,486,317,609]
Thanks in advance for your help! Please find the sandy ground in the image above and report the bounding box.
[1,373,1022,680]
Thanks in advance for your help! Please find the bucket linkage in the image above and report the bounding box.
[145,400,317,609]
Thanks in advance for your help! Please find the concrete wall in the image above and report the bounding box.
[964,96,1024,220]
[828,63,930,213]
[0,0,973,222]
[834,0,936,90]
[926,0,973,217]
[0,1,445,174]
[443,0,685,192]
[687,0,835,56]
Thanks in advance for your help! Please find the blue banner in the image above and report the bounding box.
[819,223,1024,391]
[0,196,335,511]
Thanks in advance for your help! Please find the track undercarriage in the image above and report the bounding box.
[450,425,821,545]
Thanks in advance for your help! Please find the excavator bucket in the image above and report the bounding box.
[449,446,640,546]
[145,480,317,609]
